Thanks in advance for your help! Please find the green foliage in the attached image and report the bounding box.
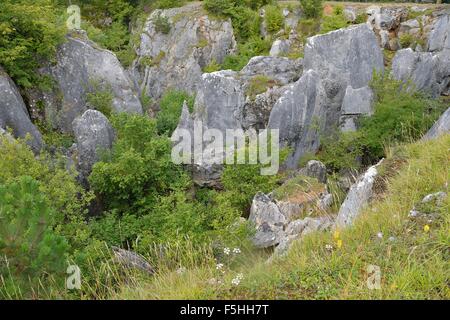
[155,0,185,9]
[0,0,65,87]
[299,0,323,19]
[246,75,276,99]
[86,80,114,118]
[315,73,447,173]
[399,33,415,49]
[264,5,284,34]
[85,21,136,67]
[0,135,92,235]
[228,7,262,42]
[89,113,190,212]
[203,59,221,73]
[221,37,272,71]
[153,13,171,34]
[320,5,349,34]
[221,147,289,213]
[315,131,364,172]
[156,90,195,136]
[0,176,68,297]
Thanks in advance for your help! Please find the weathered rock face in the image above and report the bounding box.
[249,192,288,248]
[249,174,334,251]
[304,24,384,93]
[172,56,303,186]
[335,160,383,228]
[249,191,334,251]
[268,70,327,168]
[240,56,302,86]
[133,3,236,101]
[112,246,155,275]
[366,6,408,50]
[428,13,450,52]
[392,48,450,97]
[423,107,450,140]
[72,110,115,185]
[340,85,374,132]
[298,160,328,184]
[303,24,383,138]
[0,69,43,152]
[270,39,291,57]
[47,34,142,133]
[193,71,244,133]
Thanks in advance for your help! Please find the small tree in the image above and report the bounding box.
[0,177,68,288]
[300,0,323,19]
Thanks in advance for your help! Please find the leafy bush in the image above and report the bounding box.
[314,73,447,172]
[86,80,114,118]
[221,37,272,71]
[399,33,414,48]
[0,176,69,298]
[320,5,349,34]
[0,135,92,235]
[264,5,284,34]
[155,0,185,9]
[153,13,171,34]
[228,6,261,42]
[0,0,65,87]
[156,90,195,136]
[89,113,190,213]
[300,0,323,19]
[246,75,276,99]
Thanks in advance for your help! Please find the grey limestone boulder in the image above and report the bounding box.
[72,110,115,185]
[0,69,43,152]
[48,34,142,133]
[335,160,383,228]
[422,107,450,140]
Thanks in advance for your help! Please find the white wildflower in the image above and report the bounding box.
[233,248,241,254]
[176,267,186,274]
[325,244,333,251]
[216,263,224,270]
[377,232,383,239]
[223,247,231,255]
[231,278,241,286]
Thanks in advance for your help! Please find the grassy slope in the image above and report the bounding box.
[115,134,449,300]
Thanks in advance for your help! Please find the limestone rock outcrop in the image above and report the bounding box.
[0,69,43,152]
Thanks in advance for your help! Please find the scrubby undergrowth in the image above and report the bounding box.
[114,135,450,300]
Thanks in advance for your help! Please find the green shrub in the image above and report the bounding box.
[399,33,414,48]
[228,6,261,42]
[155,0,185,9]
[299,0,323,19]
[0,176,69,298]
[222,36,272,71]
[246,75,276,99]
[315,73,447,172]
[156,90,195,136]
[203,59,221,73]
[89,113,191,212]
[86,81,114,118]
[153,13,171,34]
[203,0,235,16]
[265,5,284,34]
[320,5,349,34]
[0,0,65,87]
[0,135,93,260]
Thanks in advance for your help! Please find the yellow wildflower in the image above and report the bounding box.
[424,225,430,233]
[336,239,343,249]
[333,230,340,240]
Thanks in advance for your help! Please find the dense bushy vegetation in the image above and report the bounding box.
[313,74,448,173]
[0,0,65,87]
